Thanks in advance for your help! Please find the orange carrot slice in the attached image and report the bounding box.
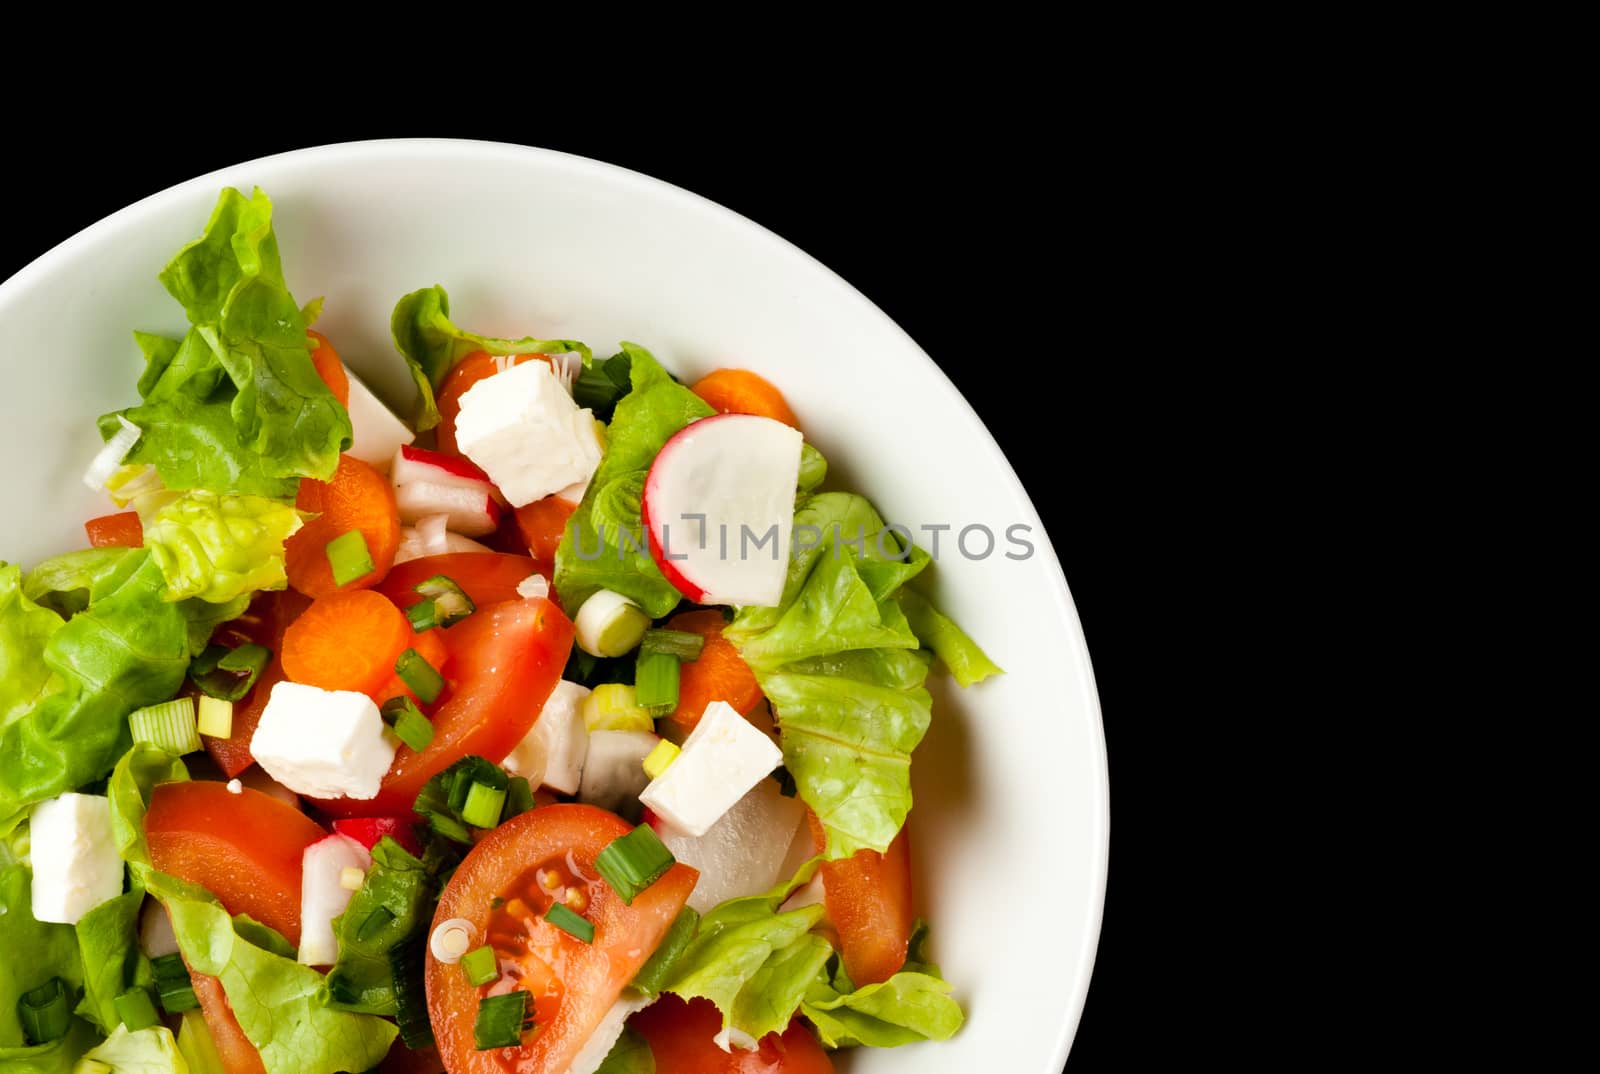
[690,369,799,429]
[280,590,413,697]
[285,455,400,598]
[307,330,350,408]
[84,511,143,548]
[661,609,764,731]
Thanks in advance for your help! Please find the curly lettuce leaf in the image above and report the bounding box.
[322,837,435,1016]
[800,965,963,1049]
[1,564,63,733]
[73,887,144,1034]
[105,188,350,498]
[161,891,396,1074]
[108,746,189,877]
[135,490,302,604]
[898,588,1002,687]
[594,1027,655,1074]
[1,864,88,1051]
[74,1025,187,1073]
[0,552,190,821]
[390,284,591,430]
[554,343,715,618]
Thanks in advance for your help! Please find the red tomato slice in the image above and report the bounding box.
[202,589,313,779]
[191,972,269,1074]
[513,496,577,570]
[84,511,143,548]
[332,816,424,858]
[314,597,573,818]
[145,780,327,946]
[435,352,551,456]
[426,804,697,1074]
[631,995,835,1074]
[377,552,540,612]
[809,813,915,986]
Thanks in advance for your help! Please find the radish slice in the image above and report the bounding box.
[138,900,179,959]
[83,417,142,492]
[390,445,506,506]
[654,778,805,914]
[642,414,803,607]
[415,513,451,557]
[298,833,371,966]
[394,518,492,564]
[394,481,501,536]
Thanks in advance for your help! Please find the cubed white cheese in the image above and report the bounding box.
[343,371,416,470]
[568,992,657,1074]
[656,777,805,914]
[455,360,602,507]
[250,682,396,800]
[29,793,122,924]
[638,701,782,838]
[502,680,591,795]
[554,415,606,504]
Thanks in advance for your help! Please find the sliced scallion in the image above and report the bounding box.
[581,683,653,734]
[502,776,535,823]
[461,945,499,987]
[395,648,445,705]
[18,977,70,1044]
[473,990,531,1050]
[151,953,198,1013]
[639,629,706,660]
[412,575,475,629]
[129,698,200,756]
[544,902,595,944]
[633,651,681,717]
[190,643,272,701]
[196,695,234,739]
[325,529,375,587]
[461,781,507,829]
[114,987,159,1032]
[642,739,680,781]
[594,825,676,905]
[381,696,435,752]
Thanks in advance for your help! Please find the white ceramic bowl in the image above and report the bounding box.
[0,140,1107,1072]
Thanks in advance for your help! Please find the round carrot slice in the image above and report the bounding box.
[662,609,764,731]
[281,590,413,697]
[285,455,401,598]
[689,368,799,429]
[308,329,350,408]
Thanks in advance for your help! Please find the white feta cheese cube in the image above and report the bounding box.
[555,415,606,504]
[250,682,396,800]
[344,371,416,470]
[29,793,121,924]
[502,680,591,795]
[455,360,602,507]
[639,701,782,838]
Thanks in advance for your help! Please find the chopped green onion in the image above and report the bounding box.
[395,648,445,705]
[581,683,654,733]
[461,781,507,829]
[629,906,700,996]
[633,651,681,717]
[573,589,651,658]
[381,696,435,752]
[389,933,435,1049]
[474,991,532,1050]
[642,739,680,780]
[196,695,234,739]
[18,977,71,1044]
[640,629,706,660]
[502,777,535,822]
[326,529,375,587]
[151,953,198,1013]
[129,697,200,756]
[405,599,438,633]
[544,902,595,944]
[461,945,499,987]
[594,825,676,905]
[114,986,159,1031]
[189,643,273,701]
[411,575,475,629]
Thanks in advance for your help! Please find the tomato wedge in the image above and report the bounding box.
[435,352,551,456]
[191,973,269,1074]
[808,813,915,986]
[145,780,327,947]
[425,804,697,1074]
[631,995,835,1074]
[513,496,577,570]
[314,597,573,818]
[202,589,313,778]
[377,552,540,612]
[84,511,143,549]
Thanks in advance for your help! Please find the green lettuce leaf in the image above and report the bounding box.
[73,887,144,1034]
[554,344,715,618]
[1,864,88,1051]
[594,1026,655,1074]
[323,837,435,1015]
[898,588,1002,687]
[20,551,134,620]
[134,491,302,604]
[1,564,63,734]
[800,965,963,1048]
[73,1025,187,1073]
[390,284,591,430]
[104,188,350,498]
[107,746,189,876]
[657,864,832,1042]
[0,1021,97,1074]
[161,891,396,1074]
[0,552,190,821]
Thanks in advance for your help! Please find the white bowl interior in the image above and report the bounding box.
[0,141,1106,1073]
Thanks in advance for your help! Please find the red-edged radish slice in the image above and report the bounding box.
[391,445,507,506]
[642,414,803,607]
[298,833,371,965]
[394,481,501,537]
[394,515,493,564]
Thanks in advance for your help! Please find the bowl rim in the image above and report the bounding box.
[0,137,1109,1070]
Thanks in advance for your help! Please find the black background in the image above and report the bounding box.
[0,121,1146,1070]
